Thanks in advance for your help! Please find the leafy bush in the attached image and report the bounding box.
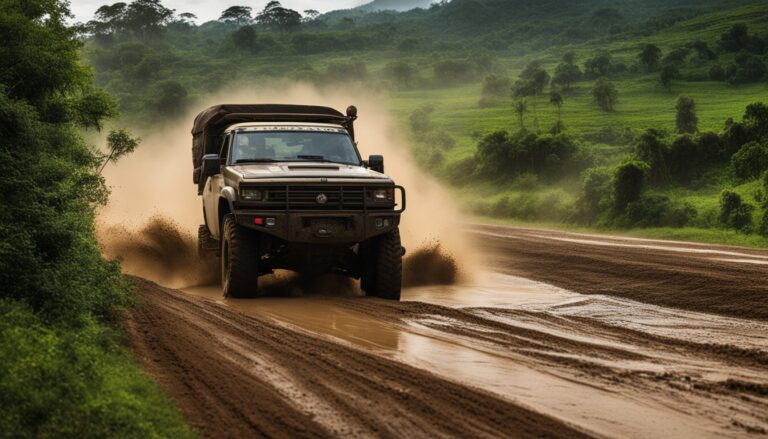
[613,161,647,212]
[409,105,434,137]
[591,77,618,112]
[725,52,767,84]
[0,301,194,438]
[475,130,581,180]
[624,195,696,227]
[433,59,476,86]
[0,1,192,436]
[481,74,511,99]
[582,126,635,145]
[708,64,726,81]
[478,192,571,222]
[731,141,768,180]
[574,166,612,223]
[719,190,754,231]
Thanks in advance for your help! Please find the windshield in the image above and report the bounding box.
[230,130,361,165]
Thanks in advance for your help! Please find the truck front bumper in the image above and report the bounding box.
[234,210,401,243]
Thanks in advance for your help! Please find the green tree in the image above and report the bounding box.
[219,6,253,25]
[584,51,612,78]
[549,90,564,123]
[731,141,768,180]
[635,129,670,185]
[231,25,258,54]
[660,65,679,91]
[675,95,698,134]
[591,77,618,112]
[719,190,754,231]
[613,161,647,212]
[122,0,175,39]
[638,44,661,71]
[256,1,302,33]
[513,99,528,130]
[552,62,581,91]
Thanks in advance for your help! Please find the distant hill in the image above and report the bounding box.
[354,0,435,12]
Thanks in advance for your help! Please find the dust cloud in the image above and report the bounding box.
[98,82,477,289]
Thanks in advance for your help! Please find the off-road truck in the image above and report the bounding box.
[192,104,406,299]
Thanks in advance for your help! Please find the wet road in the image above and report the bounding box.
[130,225,768,438]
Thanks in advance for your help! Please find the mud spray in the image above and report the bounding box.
[97,83,475,291]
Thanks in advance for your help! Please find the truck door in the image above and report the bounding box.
[203,133,230,239]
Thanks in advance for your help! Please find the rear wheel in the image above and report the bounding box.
[361,228,402,300]
[221,214,260,298]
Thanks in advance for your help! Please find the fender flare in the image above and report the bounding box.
[221,186,237,214]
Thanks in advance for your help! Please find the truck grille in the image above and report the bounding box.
[245,185,390,211]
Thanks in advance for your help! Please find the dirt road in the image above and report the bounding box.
[126,226,768,438]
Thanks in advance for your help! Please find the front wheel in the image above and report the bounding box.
[221,214,260,298]
[361,228,403,300]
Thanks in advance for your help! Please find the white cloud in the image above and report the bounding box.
[69,0,368,24]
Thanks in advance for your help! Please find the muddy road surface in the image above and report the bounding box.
[126,226,768,438]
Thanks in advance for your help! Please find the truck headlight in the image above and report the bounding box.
[241,188,263,201]
[372,188,394,202]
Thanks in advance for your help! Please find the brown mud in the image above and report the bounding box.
[128,278,590,439]
[472,224,768,320]
[127,225,768,438]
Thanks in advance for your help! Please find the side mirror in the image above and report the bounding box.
[368,155,384,174]
[202,154,221,178]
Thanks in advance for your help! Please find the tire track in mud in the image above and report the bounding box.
[472,225,768,320]
[127,279,590,439]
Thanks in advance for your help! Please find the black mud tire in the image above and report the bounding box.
[221,214,260,298]
[363,228,402,301]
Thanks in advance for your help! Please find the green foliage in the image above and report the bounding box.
[675,95,698,134]
[103,129,141,171]
[659,65,679,90]
[219,6,253,25]
[591,77,618,112]
[433,59,476,86]
[475,130,583,181]
[0,300,194,438]
[635,129,671,185]
[638,44,662,71]
[719,189,754,231]
[575,166,612,223]
[552,62,581,90]
[725,52,767,84]
[382,61,419,89]
[613,161,647,212]
[230,25,259,53]
[0,1,192,435]
[481,74,511,99]
[718,23,766,54]
[256,1,302,33]
[731,140,768,180]
[584,51,613,78]
[624,195,697,228]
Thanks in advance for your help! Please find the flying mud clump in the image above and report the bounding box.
[100,215,459,291]
[98,216,219,289]
[403,241,458,286]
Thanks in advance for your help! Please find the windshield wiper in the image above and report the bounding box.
[296,155,328,160]
[235,159,278,164]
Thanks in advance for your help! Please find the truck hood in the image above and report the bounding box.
[230,162,392,182]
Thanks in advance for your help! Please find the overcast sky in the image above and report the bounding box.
[69,0,370,24]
